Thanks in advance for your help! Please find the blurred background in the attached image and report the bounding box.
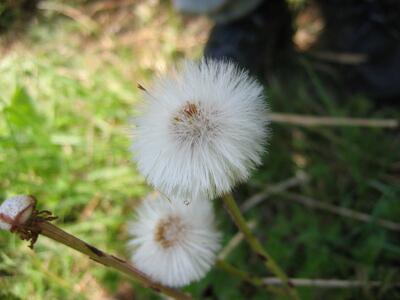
[0,0,399,299]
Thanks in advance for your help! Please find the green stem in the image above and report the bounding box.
[222,194,299,300]
[216,260,285,295]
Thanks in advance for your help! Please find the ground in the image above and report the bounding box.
[0,1,399,299]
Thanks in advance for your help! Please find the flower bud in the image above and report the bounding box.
[0,195,35,231]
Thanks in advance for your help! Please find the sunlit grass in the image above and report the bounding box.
[1,1,399,299]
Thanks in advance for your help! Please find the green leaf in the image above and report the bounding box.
[4,86,42,129]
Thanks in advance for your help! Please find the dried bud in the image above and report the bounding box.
[0,195,36,231]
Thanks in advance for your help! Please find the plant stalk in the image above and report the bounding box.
[17,214,193,300]
[222,194,299,300]
[269,113,398,128]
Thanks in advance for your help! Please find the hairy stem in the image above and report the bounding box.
[222,194,299,300]
[18,217,193,300]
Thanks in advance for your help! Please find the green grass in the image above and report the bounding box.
[1,1,399,299]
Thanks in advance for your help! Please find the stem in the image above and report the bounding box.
[216,265,399,290]
[241,173,309,212]
[261,278,400,288]
[279,192,400,232]
[218,220,257,260]
[27,220,193,300]
[216,260,285,295]
[222,194,299,300]
[269,113,398,128]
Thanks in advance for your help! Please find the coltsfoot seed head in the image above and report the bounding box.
[128,194,220,287]
[132,59,270,199]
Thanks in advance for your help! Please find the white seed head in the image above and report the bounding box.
[132,59,269,199]
[0,195,35,231]
[128,194,221,287]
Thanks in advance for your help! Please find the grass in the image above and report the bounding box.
[0,1,399,299]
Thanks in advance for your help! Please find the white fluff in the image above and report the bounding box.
[132,59,269,199]
[0,195,35,231]
[128,194,220,287]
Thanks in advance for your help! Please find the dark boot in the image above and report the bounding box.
[204,0,292,79]
[316,0,400,101]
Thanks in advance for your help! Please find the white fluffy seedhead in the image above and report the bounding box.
[128,194,220,287]
[0,195,35,231]
[132,59,269,199]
